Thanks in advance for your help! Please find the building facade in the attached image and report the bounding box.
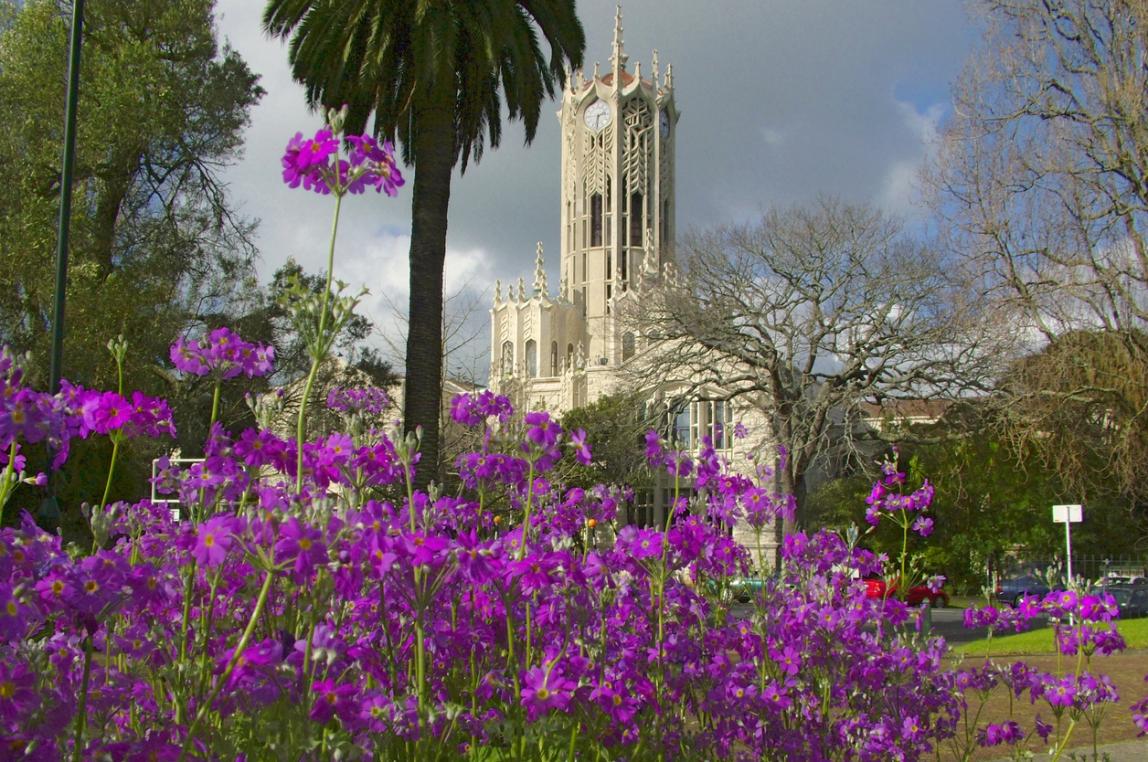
[490,7,677,413]
[489,9,778,565]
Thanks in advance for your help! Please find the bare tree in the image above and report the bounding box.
[630,197,1000,532]
[378,284,490,481]
[929,0,1148,498]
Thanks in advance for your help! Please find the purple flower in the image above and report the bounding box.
[275,517,327,580]
[569,428,592,466]
[520,666,576,720]
[193,515,236,568]
[912,515,934,537]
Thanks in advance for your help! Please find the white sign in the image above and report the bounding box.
[1053,504,1083,523]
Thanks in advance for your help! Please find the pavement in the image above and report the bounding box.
[990,738,1148,761]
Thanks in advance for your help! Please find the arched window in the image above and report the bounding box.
[500,341,514,377]
[566,343,574,370]
[622,332,636,362]
[550,342,559,376]
[525,339,538,378]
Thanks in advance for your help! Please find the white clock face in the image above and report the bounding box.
[584,100,612,132]
[660,110,670,138]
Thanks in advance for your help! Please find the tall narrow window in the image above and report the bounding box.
[566,343,574,370]
[550,342,559,376]
[622,332,635,361]
[661,198,669,246]
[672,403,691,449]
[590,193,603,247]
[630,192,643,248]
[606,250,612,281]
[525,340,537,378]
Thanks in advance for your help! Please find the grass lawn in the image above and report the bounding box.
[954,618,1148,657]
[940,619,1148,760]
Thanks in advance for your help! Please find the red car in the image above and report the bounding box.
[862,576,949,607]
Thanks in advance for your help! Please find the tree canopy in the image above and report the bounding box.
[264,0,585,486]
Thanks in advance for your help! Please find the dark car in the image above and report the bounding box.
[995,575,1052,607]
[1106,585,1148,619]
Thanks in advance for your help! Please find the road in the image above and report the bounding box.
[728,603,1044,646]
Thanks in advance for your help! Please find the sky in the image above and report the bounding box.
[212,0,980,381]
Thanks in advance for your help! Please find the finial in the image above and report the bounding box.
[634,61,641,81]
[652,49,660,86]
[610,4,628,72]
[517,277,526,303]
[533,242,548,297]
[494,279,502,304]
[666,63,673,89]
[593,61,600,80]
[559,274,568,300]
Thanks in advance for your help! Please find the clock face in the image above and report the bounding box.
[660,110,671,138]
[584,100,612,132]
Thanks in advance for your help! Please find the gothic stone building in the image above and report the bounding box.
[489,10,778,565]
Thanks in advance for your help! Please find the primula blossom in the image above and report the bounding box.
[170,328,274,380]
[281,123,404,197]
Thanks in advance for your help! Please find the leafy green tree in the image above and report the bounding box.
[556,391,654,495]
[0,0,262,539]
[0,0,263,391]
[264,0,586,486]
[808,407,1145,593]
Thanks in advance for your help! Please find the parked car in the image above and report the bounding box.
[995,575,1052,607]
[1106,585,1148,619]
[862,576,949,608]
[1098,575,1148,589]
[729,576,766,603]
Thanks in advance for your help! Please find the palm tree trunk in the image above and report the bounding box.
[403,101,455,490]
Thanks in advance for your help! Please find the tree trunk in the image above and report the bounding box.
[403,103,455,490]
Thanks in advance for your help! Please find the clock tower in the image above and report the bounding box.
[490,6,678,412]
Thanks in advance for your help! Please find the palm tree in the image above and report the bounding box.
[264,0,585,485]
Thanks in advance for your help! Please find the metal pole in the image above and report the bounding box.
[48,0,85,394]
[39,0,85,531]
[1065,519,1073,587]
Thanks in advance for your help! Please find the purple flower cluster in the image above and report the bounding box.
[450,390,514,427]
[326,385,390,416]
[282,127,404,196]
[6,337,1148,758]
[170,327,274,379]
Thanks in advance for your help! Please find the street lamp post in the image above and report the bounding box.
[39,0,86,531]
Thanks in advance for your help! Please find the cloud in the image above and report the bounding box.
[213,0,978,382]
[879,100,947,217]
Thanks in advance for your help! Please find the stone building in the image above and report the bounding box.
[489,7,677,413]
[489,9,779,566]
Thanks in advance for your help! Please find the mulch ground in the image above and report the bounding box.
[936,650,1148,760]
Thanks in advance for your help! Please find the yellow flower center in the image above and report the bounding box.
[0,681,15,699]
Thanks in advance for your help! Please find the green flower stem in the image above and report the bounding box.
[208,381,221,432]
[518,460,536,560]
[295,192,343,493]
[72,633,94,762]
[179,568,275,761]
[96,434,122,515]
[0,441,17,526]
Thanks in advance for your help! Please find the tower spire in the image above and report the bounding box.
[610,4,627,74]
[533,242,548,297]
